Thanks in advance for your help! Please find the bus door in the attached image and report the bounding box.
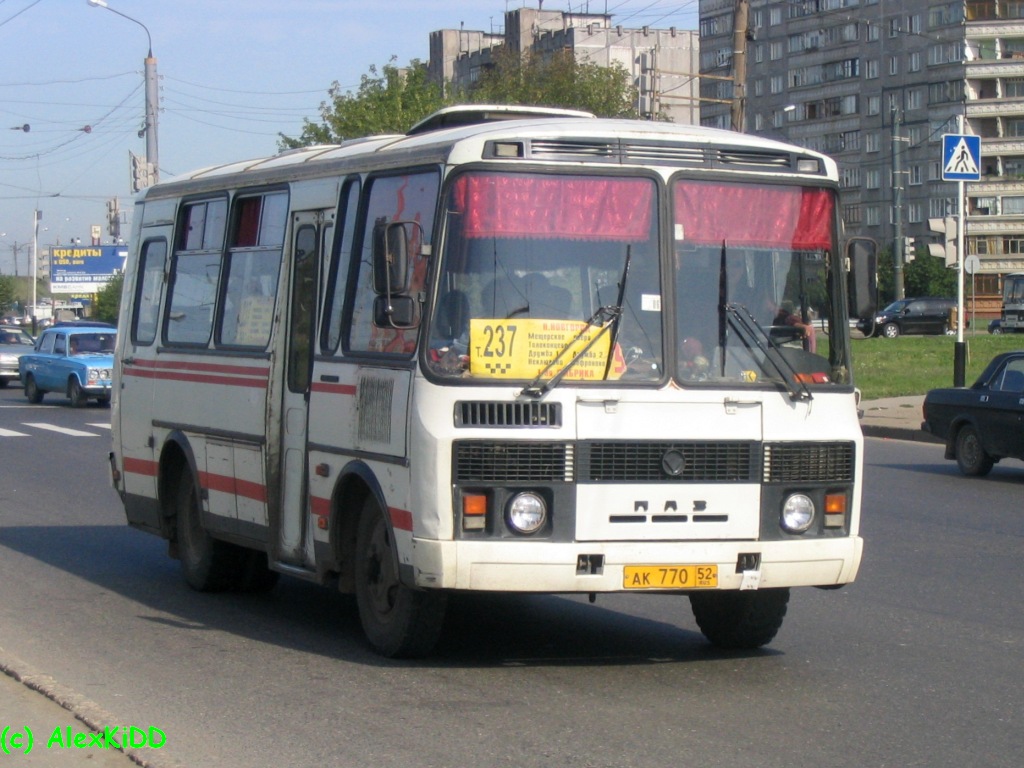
[278,209,332,563]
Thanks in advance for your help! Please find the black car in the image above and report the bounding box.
[857,297,958,338]
[921,351,1024,476]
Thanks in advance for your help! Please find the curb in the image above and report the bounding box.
[0,649,185,768]
[860,424,942,444]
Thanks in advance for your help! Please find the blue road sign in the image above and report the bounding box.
[942,134,981,181]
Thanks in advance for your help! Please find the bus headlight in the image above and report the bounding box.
[780,493,815,533]
[507,492,547,534]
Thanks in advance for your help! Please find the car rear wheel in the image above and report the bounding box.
[882,322,900,338]
[690,588,790,650]
[24,375,43,403]
[954,424,994,477]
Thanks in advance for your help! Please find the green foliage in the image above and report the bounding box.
[0,275,15,314]
[466,48,637,118]
[93,273,123,325]
[279,49,639,150]
[852,332,1022,399]
[877,246,958,303]
[279,59,448,148]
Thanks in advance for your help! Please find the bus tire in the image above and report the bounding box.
[689,588,790,650]
[25,375,43,404]
[175,469,237,592]
[354,496,446,658]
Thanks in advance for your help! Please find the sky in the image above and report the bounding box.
[0,0,698,275]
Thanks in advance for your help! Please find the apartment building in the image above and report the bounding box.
[429,7,701,124]
[699,0,1024,306]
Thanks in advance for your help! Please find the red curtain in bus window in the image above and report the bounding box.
[452,174,653,241]
[234,197,262,247]
[673,181,834,250]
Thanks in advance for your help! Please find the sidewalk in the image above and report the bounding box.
[859,395,938,443]
[0,651,157,767]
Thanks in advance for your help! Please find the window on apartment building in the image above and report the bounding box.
[907,15,921,34]
[929,162,942,182]
[1007,118,1024,137]
[889,18,900,37]
[909,51,921,72]
[867,22,880,42]
[866,59,879,79]
[865,207,881,226]
[1003,196,1024,215]
[866,170,881,189]
[1008,237,1024,253]
[909,166,922,185]
[866,133,880,153]
[971,197,997,214]
[769,6,782,25]
[867,95,881,115]
[906,89,923,110]
[908,203,923,224]
[770,41,784,60]
[1006,79,1024,98]
[907,125,923,145]
[841,167,861,188]
[770,75,784,94]
[844,204,862,225]
[788,34,804,54]
[1005,158,1024,177]
[889,56,900,75]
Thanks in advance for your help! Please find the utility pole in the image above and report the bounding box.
[892,107,908,300]
[730,0,749,132]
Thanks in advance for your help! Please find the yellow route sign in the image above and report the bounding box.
[468,318,624,380]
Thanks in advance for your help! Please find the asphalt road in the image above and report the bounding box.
[0,387,1021,768]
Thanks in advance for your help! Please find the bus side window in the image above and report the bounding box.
[131,239,167,346]
[322,178,361,354]
[346,171,438,355]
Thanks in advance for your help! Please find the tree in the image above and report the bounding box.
[279,59,448,149]
[0,275,15,316]
[467,48,638,118]
[93,273,123,325]
[905,247,957,298]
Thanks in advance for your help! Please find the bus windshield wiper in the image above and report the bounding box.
[723,302,812,402]
[520,247,632,400]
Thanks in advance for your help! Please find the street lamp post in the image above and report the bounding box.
[87,0,159,185]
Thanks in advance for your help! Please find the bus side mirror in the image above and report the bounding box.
[373,294,417,329]
[846,237,878,322]
[372,221,413,295]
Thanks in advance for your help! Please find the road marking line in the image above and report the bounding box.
[88,423,112,430]
[0,427,30,437]
[22,423,99,437]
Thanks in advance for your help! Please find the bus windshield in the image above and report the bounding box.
[427,171,662,383]
[427,171,844,389]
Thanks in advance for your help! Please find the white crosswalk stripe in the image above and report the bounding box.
[88,423,112,430]
[0,427,30,437]
[21,423,100,437]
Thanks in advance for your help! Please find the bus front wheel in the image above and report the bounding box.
[689,588,790,650]
[354,496,446,658]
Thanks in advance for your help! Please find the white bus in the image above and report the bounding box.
[1001,272,1024,332]
[110,106,877,657]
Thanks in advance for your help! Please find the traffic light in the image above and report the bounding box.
[928,217,957,268]
[130,152,153,192]
[903,236,916,262]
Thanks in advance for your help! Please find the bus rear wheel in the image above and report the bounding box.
[689,588,790,650]
[354,496,446,658]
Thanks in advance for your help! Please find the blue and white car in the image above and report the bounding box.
[0,326,36,388]
[18,324,116,407]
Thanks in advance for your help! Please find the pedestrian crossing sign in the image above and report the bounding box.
[942,134,981,181]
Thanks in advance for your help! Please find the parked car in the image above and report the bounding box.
[988,318,1003,334]
[857,297,960,338]
[921,350,1024,476]
[0,327,36,388]
[18,325,116,407]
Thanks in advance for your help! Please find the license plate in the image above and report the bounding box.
[623,564,718,590]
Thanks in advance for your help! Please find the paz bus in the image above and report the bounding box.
[1002,272,1024,332]
[109,105,877,657]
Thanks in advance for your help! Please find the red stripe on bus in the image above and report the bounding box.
[127,358,270,376]
[199,471,268,503]
[389,507,413,532]
[123,456,159,476]
[310,496,331,517]
[310,381,357,396]
[123,367,268,389]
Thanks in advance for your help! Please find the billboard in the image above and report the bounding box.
[49,245,127,294]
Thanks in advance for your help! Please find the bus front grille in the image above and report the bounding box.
[454,441,574,482]
[577,441,756,483]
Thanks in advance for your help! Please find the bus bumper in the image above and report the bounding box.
[410,536,863,592]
